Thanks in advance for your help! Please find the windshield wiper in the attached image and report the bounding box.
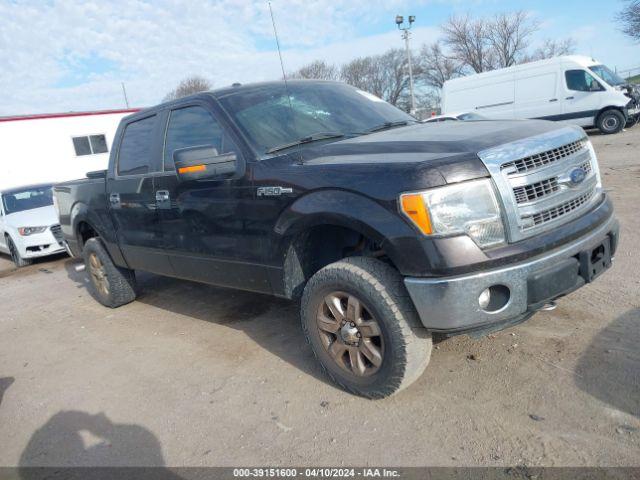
[366,120,413,133]
[266,132,345,154]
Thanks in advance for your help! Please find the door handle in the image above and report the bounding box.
[566,96,574,100]
[155,190,170,202]
[109,193,120,205]
[549,98,558,102]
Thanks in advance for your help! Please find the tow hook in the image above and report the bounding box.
[540,301,557,311]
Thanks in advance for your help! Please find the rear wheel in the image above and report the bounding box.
[83,238,136,308]
[7,236,32,268]
[597,109,625,134]
[301,257,432,399]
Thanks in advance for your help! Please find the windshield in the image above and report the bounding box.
[589,64,626,86]
[218,82,415,154]
[2,186,53,214]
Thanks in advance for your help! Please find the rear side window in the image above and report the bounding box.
[163,106,237,171]
[118,116,156,176]
[565,70,602,92]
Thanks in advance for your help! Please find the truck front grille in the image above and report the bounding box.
[501,138,587,174]
[522,187,596,229]
[478,127,602,243]
[512,160,592,205]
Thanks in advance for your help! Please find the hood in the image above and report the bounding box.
[4,205,59,229]
[301,119,564,183]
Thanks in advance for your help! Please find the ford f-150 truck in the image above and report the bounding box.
[54,80,619,398]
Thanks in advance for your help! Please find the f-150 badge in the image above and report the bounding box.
[257,186,293,197]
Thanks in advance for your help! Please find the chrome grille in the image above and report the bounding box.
[478,127,602,243]
[513,178,559,204]
[523,188,596,229]
[502,138,588,174]
[512,159,592,205]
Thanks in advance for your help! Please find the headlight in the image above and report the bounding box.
[400,179,506,248]
[18,226,48,236]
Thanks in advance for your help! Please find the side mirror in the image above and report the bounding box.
[173,145,238,181]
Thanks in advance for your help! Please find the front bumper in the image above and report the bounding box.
[16,230,66,259]
[404,214,619,333]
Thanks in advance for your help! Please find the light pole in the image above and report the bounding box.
[396,15,416,115]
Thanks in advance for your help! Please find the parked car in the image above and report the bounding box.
[423,112,487,123]
[54,80,618,398]
[0,184,65,267]
[442,55,640,134]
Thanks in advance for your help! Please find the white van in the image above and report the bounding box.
[442,55,640,134]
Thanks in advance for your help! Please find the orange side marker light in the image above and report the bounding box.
[400,194,433,235]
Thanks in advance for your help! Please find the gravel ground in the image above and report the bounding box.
[0,126,638,468]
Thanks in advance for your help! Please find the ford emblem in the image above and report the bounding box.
[569,167,586,185]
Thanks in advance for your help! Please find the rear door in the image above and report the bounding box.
[153,102,272,293]
[107,113,173,274]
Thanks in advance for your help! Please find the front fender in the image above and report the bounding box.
[273,189,417,269]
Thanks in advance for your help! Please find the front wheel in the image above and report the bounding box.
[301,257,432,399]
[83,238,137,308]
[597,109,625,134]
[7,236,32,268]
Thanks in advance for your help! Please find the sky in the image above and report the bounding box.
[0,0,638,115]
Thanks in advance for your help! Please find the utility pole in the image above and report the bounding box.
[121,82,130,109]
[396,15,416,115]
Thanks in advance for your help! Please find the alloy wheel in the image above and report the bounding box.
[316,291,384,377]
[88,252,110,296]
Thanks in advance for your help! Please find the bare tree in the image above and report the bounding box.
[616,0,640,42]
[441,14,494,73]
[340,49,410,106]
[163,76,212,102]
[442,11,541,72]
[487,11,539,67]
[523,38,576,62]
[417,42,463,88]
[289,60,339,80]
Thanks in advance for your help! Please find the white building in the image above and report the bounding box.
[0,108,139,191]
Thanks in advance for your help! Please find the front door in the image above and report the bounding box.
[562,69,603,127]
[154,103,271,293]
[107,113,172,275]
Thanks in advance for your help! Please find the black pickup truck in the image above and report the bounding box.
[54,80,618,398]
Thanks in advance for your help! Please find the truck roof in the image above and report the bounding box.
[127,80,345,120]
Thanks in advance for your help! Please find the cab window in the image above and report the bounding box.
[118,115,157,176]
[565,70,604,92]
[163,106,238,171]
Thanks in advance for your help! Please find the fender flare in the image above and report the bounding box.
[272,189,416,266]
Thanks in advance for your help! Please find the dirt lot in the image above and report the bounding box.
[0,127,638,469]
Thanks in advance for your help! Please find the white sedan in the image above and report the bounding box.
[423,112,488,123]
[0,184,66,267]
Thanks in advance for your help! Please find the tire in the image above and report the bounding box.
[301,257,432,399]
[597,109,625,134]
[82,237,137,308]
[7,236,32,268]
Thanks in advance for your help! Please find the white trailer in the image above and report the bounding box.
[442,55,639,134]
[0,109,139,191]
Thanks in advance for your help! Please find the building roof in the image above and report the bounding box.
[0,108,140,123]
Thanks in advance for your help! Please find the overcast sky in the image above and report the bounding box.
[0,0,638,115]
